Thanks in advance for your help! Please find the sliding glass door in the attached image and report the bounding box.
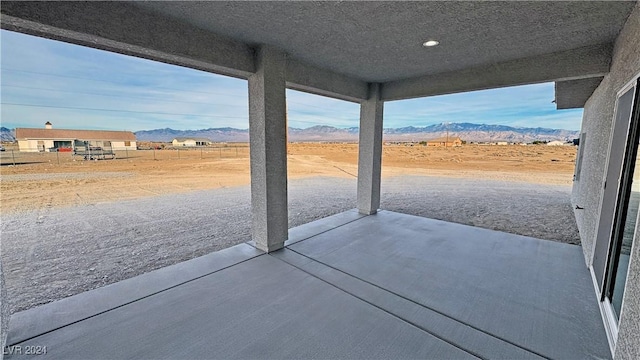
[606,86,639,319]
[593,82,637,291]
[599,78,640,327]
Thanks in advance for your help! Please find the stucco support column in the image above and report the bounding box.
[357,83,384,215]
[1,260,8,360]
[249,46,288,253]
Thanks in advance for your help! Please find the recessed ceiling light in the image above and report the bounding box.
[423,40,440,47]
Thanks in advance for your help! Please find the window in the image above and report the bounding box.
[124,141,131,146]
[574,132,586,181]
[53,141,72,148]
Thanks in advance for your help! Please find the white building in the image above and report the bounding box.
[547,140,571,146]
[172,137,212,147]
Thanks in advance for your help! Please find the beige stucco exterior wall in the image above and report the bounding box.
[111,141,137,151]
[571,3,640,359]
[0,260,8,360]
[17,139,54,152]
[18,139,136,152]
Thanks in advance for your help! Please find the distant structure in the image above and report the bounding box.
[425,136,463,147]
[547,140,571,146]
[15,122,136,152]
[172,137,212,147]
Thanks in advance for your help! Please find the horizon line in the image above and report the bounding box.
[1,121,580,132]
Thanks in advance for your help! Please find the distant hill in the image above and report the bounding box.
[1,123,579,143]
[134,123,579,143]
[382,122,579,143]
[134,127,249,143]
[0,127,15,142]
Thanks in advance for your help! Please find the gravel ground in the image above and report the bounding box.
[1,172,134,181]
[1,175,579,314]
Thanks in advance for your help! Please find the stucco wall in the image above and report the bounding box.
[1,260,8,360]
[617,230,640,359]
[571,78,614,265]
[17,139,52,152]
[573,3,640,264]
[18,140,136,152]
[613,4,640,359]
[572,3,640,359]
[111,141,137,151]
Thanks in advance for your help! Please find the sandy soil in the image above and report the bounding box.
[0,143,576,213]
[0,143,579,313]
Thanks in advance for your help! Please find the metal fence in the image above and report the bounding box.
[0,145,251,166]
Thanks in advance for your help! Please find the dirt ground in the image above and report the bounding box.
[1,143,579,313]
[0,143,576,214]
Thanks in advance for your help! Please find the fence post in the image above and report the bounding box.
[153,148,156,160]
[57,150,60,165]
[11,150,16,166]
[125,148,129,159]
[219,147,222,158]
[201,148,203,159]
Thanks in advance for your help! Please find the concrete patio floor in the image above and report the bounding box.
[5,210,609,359]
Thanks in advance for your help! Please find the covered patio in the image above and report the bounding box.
[6,210,608,359]
[2,1,639,359]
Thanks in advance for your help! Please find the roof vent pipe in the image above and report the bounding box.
[45,121,52,129]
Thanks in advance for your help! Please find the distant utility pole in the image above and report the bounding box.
[445,122,450,148]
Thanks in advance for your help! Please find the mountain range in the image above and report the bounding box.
[1,123,579,143]
[0,127,16,142]
[134,123,579,143]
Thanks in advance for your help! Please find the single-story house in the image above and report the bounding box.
[425,136,463,147]
[15,122,136,152]
[172,137,212,147]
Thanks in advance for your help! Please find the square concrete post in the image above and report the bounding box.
[1,260,8,360]
[248,46,288,253]
[357,83,384,215]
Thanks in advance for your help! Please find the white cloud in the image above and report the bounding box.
[1,30,583,132]
[1,30,250,131]
[384,83,583,130]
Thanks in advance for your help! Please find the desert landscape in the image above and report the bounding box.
[1,143,579,313]
[0,143,576,213]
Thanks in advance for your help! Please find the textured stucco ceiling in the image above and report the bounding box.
[1,1,636,105]
[133,1,636,83]
[555,77,605,109]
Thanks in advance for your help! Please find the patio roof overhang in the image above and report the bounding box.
[1,1,636,106]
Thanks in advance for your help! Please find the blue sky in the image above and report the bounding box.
[1,30,583,131]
